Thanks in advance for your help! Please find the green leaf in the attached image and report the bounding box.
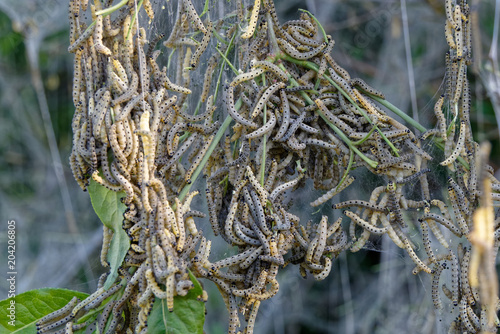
[87,177,127,231]
[147,271,205,334]
[0,288,89,334]
[103,227,130,290]
[88,177,130,290]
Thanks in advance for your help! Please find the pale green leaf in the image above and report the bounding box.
[147,271,205,334]
[88,177,130,290]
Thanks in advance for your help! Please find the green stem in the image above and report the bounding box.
[77,289,122,324]
[167,48,176,71]
[276,49,470,171]
[193,99,203,118]
[314,76,321,90]
[315,108,378,168]
[278,54,399,156]
[278,53,312,69]
[213,30,229,45]
[297,9,328,43]
[352,126,376,146]
[200,0,210,18]
[216,46,239,75]
[370,95,427,133]
[371,94,469,169]
[337,149,354,189]
[126,0,144,40]
[266,12,280,55]
[214,27,238,101]
[95,0,128,16]
[277,63,378,169]
[327,78,400,156]
[178,115,233,202]
[176,94,241,203]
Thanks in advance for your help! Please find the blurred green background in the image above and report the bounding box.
[0,0,498,333]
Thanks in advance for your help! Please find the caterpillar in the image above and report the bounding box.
[251,60,288,82]
[231,68,265,88]
[245,109,276,139]
[332,200,385,212]
[419,219,436,263]
[36,297,79,329]
[277,38,327,60]
[241,0,261,39]
[310,175,355,207]
[449,249,460,306]
[403,236,433,275]
[190,22,213,69]
[431,263,444,310]
[68,23,96,53]
[350,78,385,99]
[93,15,112,55]
[249,189,272,236]
[183,0,207,34]
[344,210,388,235]
[440,121,466,166]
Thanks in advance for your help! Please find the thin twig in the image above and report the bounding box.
[400,0,419,127]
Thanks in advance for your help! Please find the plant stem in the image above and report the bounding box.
[178,115,233,202]
[278,54,399,156]
[266,12,280,55]
[298,9,328,43]
[337,149,354,189]
[126,0,144,41]
[214,27,237,101]
[200,0,210,18]
[370,95,427,133]
[216,46,239,75]
[213,29,229,45]
[352,126,376,146]
[95,0,128,16]
[277,63,379,169]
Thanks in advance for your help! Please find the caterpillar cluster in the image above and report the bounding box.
[201,0,500,332]
[40,0,500,333]
[198,2,435,331]
[40,0,217,333]
[425,1,500,331]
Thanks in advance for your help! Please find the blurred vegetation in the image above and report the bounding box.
[0,1,498,333]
